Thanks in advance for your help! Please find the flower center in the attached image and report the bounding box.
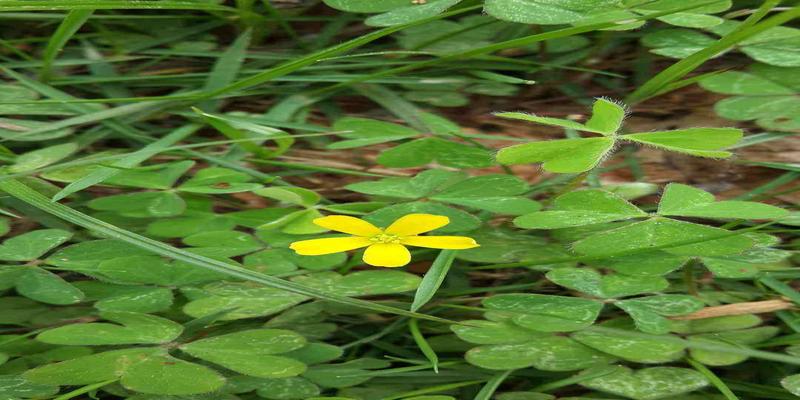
[370,233,401,244]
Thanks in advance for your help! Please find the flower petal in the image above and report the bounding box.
[313,215,382,236]
[362,243,411,268]
[290,237,371,256]
[401,236,479,249]
[384,214,449,236]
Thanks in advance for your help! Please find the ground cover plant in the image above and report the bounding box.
[0,0,799,399]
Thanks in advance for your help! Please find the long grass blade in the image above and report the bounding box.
[411,250,456,312]
[39,9,93,81]
[626,0,796,104]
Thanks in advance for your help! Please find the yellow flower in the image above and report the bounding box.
[289,214,479,268]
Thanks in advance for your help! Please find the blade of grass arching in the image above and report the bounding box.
[51,124,200,201]
[733,171,799,201]
[626,0,795,104]
[408,319,439,373]
[0,100,165,142]
[760,275,800,306]
[260,0,306,48]
[473,370,513,400]
[411,250,456,312]
[310,0,725,96]
[0,179,453,324]
[198,29,252,111]
[0,1,233,11]
[201,5,482,98]
[352,84,429,132]
[1,68,275,182]
[728,132,798,149]
[686,358,741,400]
[82,41,133,99]
[39,9,93,82]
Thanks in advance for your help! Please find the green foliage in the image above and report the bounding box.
[496,98,743,172]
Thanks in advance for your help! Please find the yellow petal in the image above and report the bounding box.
[313,215,382,236]
[362,243,411,268]
[401,236,479,250]
[289,237,371,256]
[384,214,449,236]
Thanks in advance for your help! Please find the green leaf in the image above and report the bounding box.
[76,281,174,313]
[15,267,84,305]
[120,351,226,395]
[657,183,787,219]
[451,320,546,344]
[585,98,626,135]
[0,375,58,399]
[180,329,307,378]
[546,267,669,298]
[484,0,623,25]
[781,374,800,396]
[346,169,465,199]
[377,137,494,169]
[365,202,481,233]
[496,137,615,173]
[483,294,602,332]
[322,0,412,13]
[365,0,462,26]
[572,218,754,257]
[255,377,320,400]
[178,167,262,194]
[25,348,159,386]
[328,117,419,149]
[690,326,779,366]
[37,311,183,345]
[10,143,78,172]
[572,330,686,363]
[602,252,690,277]
[465,336,612,370]
[255,187,321,207]
[514,189,645,229]
[621,127,742,157]
[615,295,705,334]
[182,282,309,321]
[96,255,228,286]
[430,175,541,215]
[580,366,709,400]
[291,270,421,297]
[0,229,72,261]
[88,191,186,218]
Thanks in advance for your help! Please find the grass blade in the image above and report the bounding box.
[39,9,93,81]
[411,250,456,312]
[0,1,232,11]
[51,124,200,201]
[626,0,796,104]
[687,357,741,400]
[0,179,453,324]
[408,319,439,373]
[202,5,482,98]
[473,370,513,400]
[199,29,252,111]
